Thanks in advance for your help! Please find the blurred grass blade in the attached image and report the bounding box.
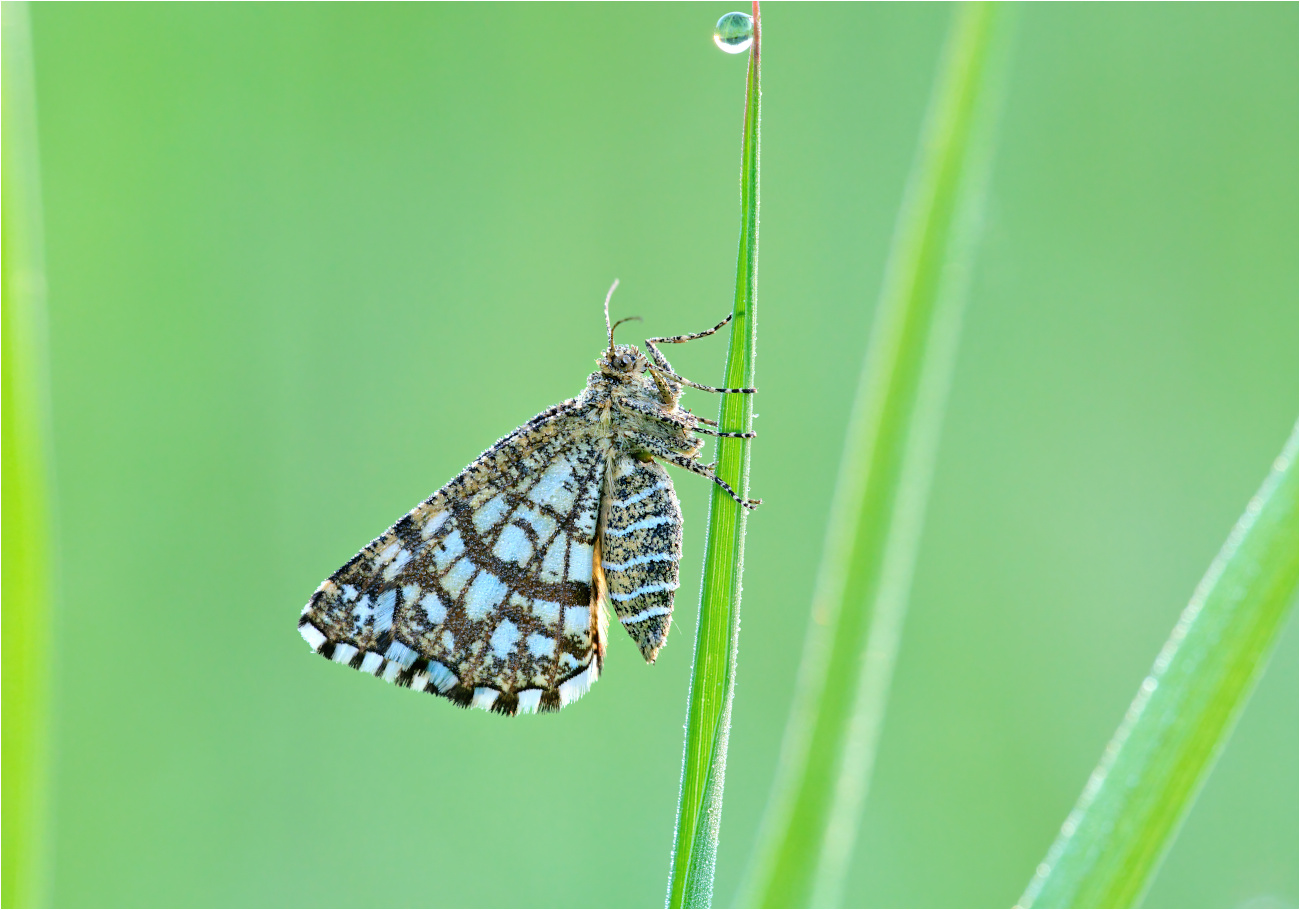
[2,2,57,906]
[1019,426,1300,909]
[666,3,761,907]
[739,4,1013,906]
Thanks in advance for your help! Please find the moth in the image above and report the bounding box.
[298,282,758,715]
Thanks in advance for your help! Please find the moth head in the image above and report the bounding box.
[601,343,646,376]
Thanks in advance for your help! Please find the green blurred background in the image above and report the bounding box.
[21,3,1297,906]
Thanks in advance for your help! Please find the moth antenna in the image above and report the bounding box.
[610,315,643,346]
[604,279,621,353]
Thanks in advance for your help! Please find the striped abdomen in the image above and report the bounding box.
[600,455,682,663]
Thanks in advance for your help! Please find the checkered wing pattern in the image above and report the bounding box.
[600,454,682,663]
[298,405,611,715]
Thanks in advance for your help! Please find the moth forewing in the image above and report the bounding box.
[299,406,610,716]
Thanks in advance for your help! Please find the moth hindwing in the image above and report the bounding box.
[299,290,758,716]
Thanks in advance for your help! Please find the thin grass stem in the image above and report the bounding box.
[739,4,1014,906]
[665,4,761,907]
[1019,425,1300,908]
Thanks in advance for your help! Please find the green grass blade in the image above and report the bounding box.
[1019,425,1300,909]
[666,4,761,908]
[1,3,57,906]
[739,4,1013,906]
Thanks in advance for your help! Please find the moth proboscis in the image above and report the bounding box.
[298,281,758,715]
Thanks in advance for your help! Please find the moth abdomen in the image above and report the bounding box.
[600,455,682,663]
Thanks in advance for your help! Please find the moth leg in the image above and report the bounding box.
[644,314,756,396]
[650,368,679,404]
[645,313,732,347]
[662,450,761,510]
[614,398,753,440]
[695,425,757,439]
[625,432,760,510]
[614,399,756,440]
[648,362,757,396]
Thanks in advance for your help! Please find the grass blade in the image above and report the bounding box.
[1019,425,1300,908]
[1,3,57,906]
[665,4,761,907]
[739,4,1013,906]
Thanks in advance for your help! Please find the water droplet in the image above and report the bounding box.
[713,12,753,54]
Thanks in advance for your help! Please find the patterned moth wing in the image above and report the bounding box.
[298,401,612,716]
[599,454,682,663]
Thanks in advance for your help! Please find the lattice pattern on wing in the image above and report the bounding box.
[298,407,612,715]
[600,454,682,663]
